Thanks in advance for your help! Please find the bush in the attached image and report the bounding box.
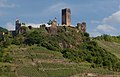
[84,32,89,37]
[94,34,120,44]
[62,41,120,71]
[0,50,13,63]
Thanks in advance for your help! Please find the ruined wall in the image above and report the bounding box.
[81,22,86,32]
[76,22,86,32]
[50,19,57,33]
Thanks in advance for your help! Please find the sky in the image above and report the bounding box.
[0,0,120,37]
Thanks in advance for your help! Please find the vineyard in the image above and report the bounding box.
[0,45,119,77]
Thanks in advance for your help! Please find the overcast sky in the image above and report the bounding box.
[0,0,120,36]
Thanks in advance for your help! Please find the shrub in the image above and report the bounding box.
[62,41,120,71]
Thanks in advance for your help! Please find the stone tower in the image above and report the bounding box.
[81,22,86,32]
[50,17,57,33]
[15,19,21,34]
[76,22,86,32]
[62,8,71,26]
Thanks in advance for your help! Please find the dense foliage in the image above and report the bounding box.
[25,27,83,51]
[0,28,13,63]
[0,44,13,63]
[94,34,120,44]
[0,27,8,33]
[62,41,120,71]
[0,27,120,72]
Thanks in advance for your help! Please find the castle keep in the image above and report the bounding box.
[62,8,71,26]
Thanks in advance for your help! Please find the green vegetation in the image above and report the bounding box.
[25,27,83,51]
[62,41,120,71]
[0,27,120,77]
[94,34,120,59]
[94,34,120,43]
[1,45,118,77]
[0,27,8,33]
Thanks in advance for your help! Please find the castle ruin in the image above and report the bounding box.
[49,17,57,33]
[76,22,86,32]
[15,19,21,35]
[62,8,71,26]
[11,8,86,36]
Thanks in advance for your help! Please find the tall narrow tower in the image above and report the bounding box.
[15,19,21,34]
[62,8,71,26]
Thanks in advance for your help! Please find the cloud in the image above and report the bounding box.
[0,0,15,8]
[119,5,120,9]
[5,22,45,31]
[103,10,120,25]
[25,23,40,28]
[91,20,100,24]
[5,22,15,30]
[90,31,102,37]
[91,6,120,37]
[97,24,117,33]
[49,2,69,11]
[26,23,52,28]
[40,2,69,17]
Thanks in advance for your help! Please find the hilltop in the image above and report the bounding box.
[0,8,119,76]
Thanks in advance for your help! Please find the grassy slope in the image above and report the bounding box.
[0,45,120,77]
[96,40,120,59]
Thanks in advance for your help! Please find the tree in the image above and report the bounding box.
[114,61,120,72]
[84,32,89,37]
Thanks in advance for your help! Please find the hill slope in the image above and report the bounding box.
[1,45,119,77]
[0,27,8,32]
[96,40,120,59]
[0,27,120,77]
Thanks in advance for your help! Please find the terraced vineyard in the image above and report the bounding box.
[96,40,120,59]
[0,45,119,77]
